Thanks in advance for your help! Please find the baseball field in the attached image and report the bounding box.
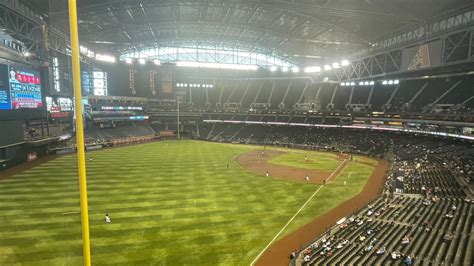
[0,140,383,265]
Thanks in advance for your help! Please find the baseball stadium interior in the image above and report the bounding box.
[0,0,473,265]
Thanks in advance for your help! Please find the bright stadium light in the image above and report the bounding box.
[210,84,213,88]
[270,66,278,72]
[138,58,146,65]
[125,58,133,64]
[332,62,340,69]
[154,59,161,65]
[281,66,289,72]
[350,82,355,86]
[304,66,321,73]
[364,81,370,86]
[324,65,332,71]
[394,80,400,84]
[291,67,300,73]
[388,80,394,85]
[340,82,345,86]
[176,61,258,71]
[184,83,188,87]
[95,53,116,63]
[370,81,375,85]
[341,60,350,66]
[359,81,364,86]
[382,80,388,85]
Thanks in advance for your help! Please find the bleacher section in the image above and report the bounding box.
[146,76,474,116]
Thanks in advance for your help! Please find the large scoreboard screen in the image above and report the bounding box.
[0,64,42,110]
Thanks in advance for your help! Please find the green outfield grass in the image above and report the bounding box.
[0,140,376,265]
[268,151,341,171]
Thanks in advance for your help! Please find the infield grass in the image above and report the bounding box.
[0,140,376,265]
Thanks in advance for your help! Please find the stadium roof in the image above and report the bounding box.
[21,0,474,65]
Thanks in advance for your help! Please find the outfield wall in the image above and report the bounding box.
[0,141,50,171]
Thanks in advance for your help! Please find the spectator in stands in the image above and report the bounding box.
[363,244,373,253]
[401,235,411,245]
[403,255,413,266]
[303,254,311,262]
[391,251,401,260]
[376,246,386,255]
[444,232,454,243]
[445,212,454,219]
[423,220,432,232]
[289,250,297,259]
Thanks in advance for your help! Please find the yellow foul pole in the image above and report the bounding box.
[67,0,91,265]
[177,96,180,139]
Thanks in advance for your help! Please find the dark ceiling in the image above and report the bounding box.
[20,0,474,64]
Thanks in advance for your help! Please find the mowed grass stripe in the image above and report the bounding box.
[0,205,294,239]
[0,140,374,265]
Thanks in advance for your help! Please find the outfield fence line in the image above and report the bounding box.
[250,159,348,266]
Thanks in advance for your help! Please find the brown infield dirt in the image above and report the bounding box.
[237,149,389,266]
[236,150,349,184]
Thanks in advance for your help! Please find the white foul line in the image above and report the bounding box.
[250,159,348,265]
[61,211,79,215]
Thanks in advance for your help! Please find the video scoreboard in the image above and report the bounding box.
[0,64,43,110]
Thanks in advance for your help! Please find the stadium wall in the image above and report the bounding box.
[0,142,49,171]
[0,120,24,146]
